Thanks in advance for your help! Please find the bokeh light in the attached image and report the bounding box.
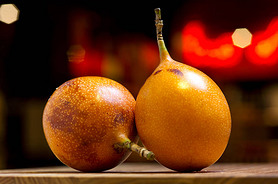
[232,28,252,48]
[0,4,19,24]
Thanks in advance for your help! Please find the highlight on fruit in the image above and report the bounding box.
[43,76,154,172]
[134,8,232,172]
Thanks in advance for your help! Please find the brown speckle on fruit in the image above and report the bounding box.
[153,69,162,75]
[167,68,184,77]
[114,113,125,125]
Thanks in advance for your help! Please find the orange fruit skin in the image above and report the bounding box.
[43,76,136,172]
[135,60,231,172]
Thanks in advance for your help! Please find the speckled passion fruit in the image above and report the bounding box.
[43,76,153,172]
[135,9,231,172]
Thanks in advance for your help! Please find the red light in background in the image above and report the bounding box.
[139,41,159,73]
[181,17,278,70]
[67,10,103,77]
[68,47,103,77]
[182,21,242,68]
[179,18,278,80]
[246,18,278,66]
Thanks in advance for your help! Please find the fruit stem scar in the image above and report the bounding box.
[113,141,155,161]
[154,8,171,63]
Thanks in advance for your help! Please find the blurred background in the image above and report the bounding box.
[1,0,278,169]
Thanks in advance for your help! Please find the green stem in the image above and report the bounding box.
[154,8,171,63]
[114,140,155,161]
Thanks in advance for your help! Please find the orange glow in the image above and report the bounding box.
[182,21,242,68]
[246,17,278,65]
[255,33,278,58]
[102,54,124,80]
[67,45,86,63]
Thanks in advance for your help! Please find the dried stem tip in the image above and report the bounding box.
[154,8,163,40]
[154,8,161,20]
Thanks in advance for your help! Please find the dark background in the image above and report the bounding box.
[1,0,278,169]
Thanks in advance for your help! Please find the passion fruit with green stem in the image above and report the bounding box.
[43,76,154,172]
[135,8,231,172]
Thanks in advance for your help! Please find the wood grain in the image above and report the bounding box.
[0,163,278,184]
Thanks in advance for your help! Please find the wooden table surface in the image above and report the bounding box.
[0,162,278,184]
